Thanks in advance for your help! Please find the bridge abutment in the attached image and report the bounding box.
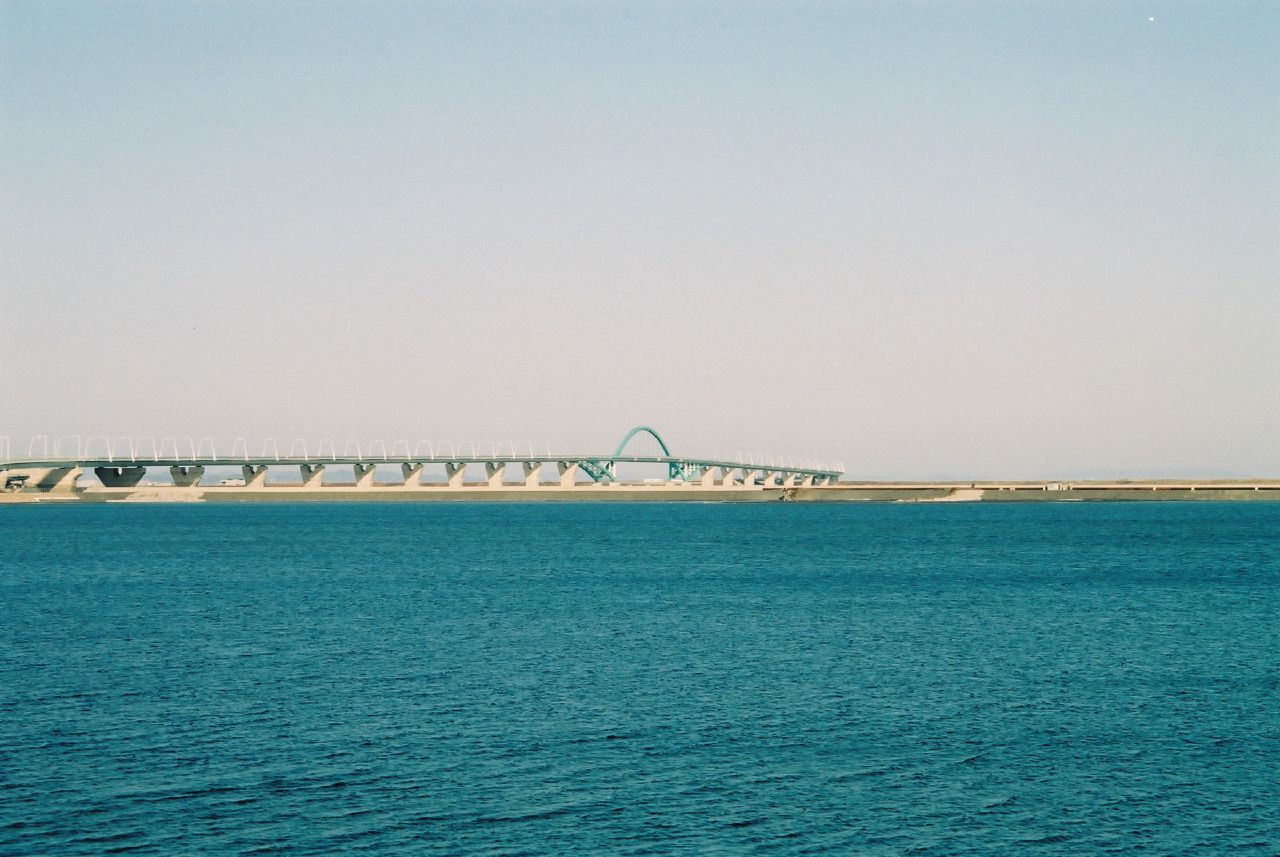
[6,467,85,492]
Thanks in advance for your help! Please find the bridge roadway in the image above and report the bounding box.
[1,455,843,490]
[0,427,845,492]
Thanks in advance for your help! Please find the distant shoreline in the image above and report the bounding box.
[4,480,1279,504]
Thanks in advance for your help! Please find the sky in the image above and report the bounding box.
[1,1,1277,479]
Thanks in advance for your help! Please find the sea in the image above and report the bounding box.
[1,502,1277,855]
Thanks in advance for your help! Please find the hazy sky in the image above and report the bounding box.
[2,1,1277,478]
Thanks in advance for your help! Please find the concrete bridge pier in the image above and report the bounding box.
[54,467,83,491]
[353,463,377,489]
[557,461,579,488]
[740,468,759,486]
[522,461,542,487]
[719,467,738,487]
[444,462,466,488]
[699,466,717,487]
[401,462,423,487]
[781,472,798,488]
[241,464,269,488]
[485,462,506,487]
[12,467,84,492]
[798,473,815,487]
[96,465,147,488]
[169,465,205,487]
[300,463,325,488]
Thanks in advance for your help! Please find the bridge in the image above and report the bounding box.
[0,426,844,493]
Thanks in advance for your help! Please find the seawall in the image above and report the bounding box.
[794,482,1280,503]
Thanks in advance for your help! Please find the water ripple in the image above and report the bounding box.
[2,502,1278,854]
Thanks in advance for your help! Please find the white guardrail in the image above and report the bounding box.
[0,434,844,474]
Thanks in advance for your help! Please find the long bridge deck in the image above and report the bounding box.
[1,426,844,492]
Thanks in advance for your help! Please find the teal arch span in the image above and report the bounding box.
[613,425,672,458]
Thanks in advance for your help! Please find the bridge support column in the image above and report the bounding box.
[485,462,506,487]
[241,464,269,488]
[740,468,759,487]
[557,461,579,488]
[719,467,738,487]
[95,466,147,488]
[44,467,84,492]
[444,462,466,488]
[14,467,84,492]
[353,463,377,489]
[781,472,797,487]
[299,463,325,488]
[522,462,542,487]
[799,473,815,487]
[169,465,205,487]
[699,467,717,487]
[401,462,423,487]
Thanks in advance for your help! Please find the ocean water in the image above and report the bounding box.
[1,502,1277,856]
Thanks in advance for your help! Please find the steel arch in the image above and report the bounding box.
[613,425,673,458]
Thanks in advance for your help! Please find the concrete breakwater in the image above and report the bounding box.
[800,481,1280,502]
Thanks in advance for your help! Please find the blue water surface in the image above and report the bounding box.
[1,502,1277,855]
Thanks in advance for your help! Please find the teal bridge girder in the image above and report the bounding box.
[581,425,682,483]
